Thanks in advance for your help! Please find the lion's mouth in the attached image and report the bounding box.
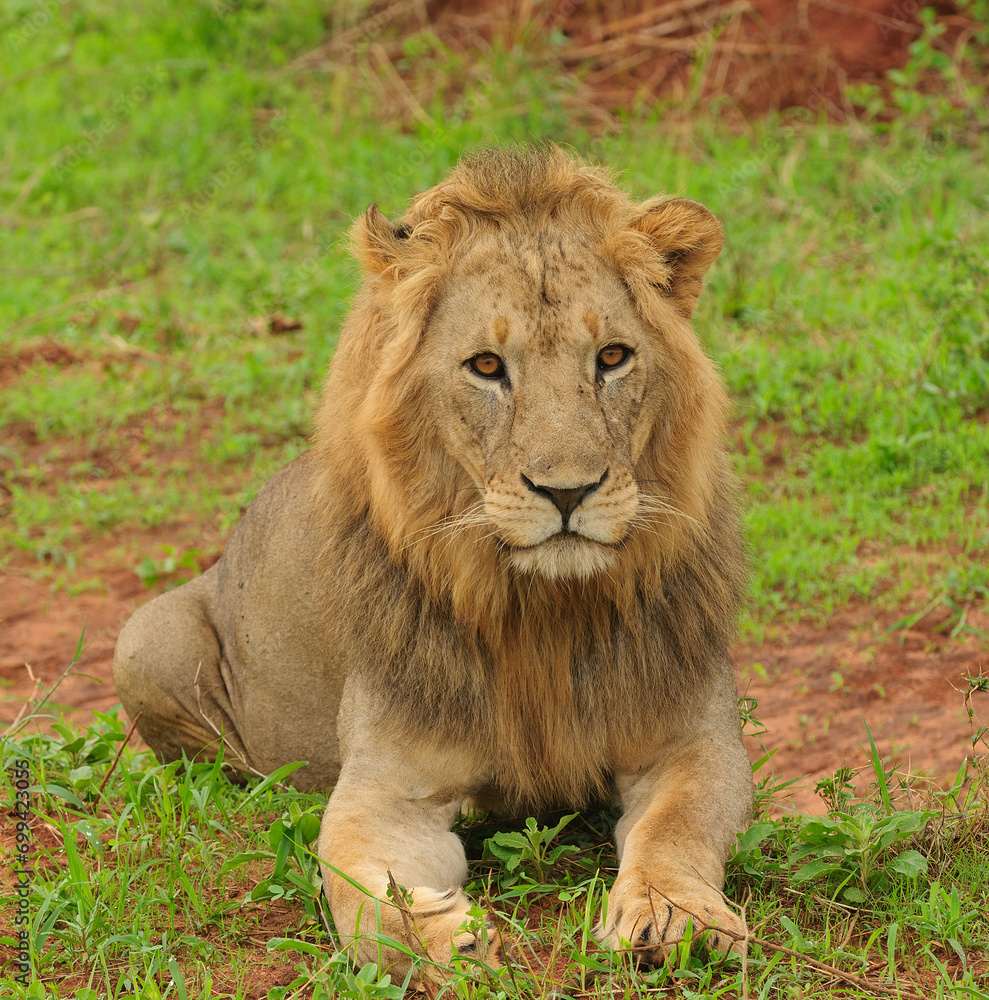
[505,532,620,581]
[504,530,615,552]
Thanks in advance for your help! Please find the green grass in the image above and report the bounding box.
[1,704,987,997]
[2,0,989,996]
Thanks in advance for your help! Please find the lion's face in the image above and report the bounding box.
[323,149,727,600]
[425,230,660,581]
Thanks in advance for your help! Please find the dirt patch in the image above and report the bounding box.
[1,536,222,730]
[739,603,989,813]
[320,0,980,119]
[558,0,940,114]
[0,340,88,390]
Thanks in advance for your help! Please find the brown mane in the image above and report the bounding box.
[309,145,745,809]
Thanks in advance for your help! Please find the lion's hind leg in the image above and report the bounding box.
[112,573,251,775]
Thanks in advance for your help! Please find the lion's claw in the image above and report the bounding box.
[451,921,504,966]
[598,878,745,966]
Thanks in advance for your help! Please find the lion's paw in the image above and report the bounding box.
[408,888,505,976]
[597,877,745,966]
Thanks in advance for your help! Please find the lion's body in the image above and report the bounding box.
[114,452,348,788]
[114,146,753,977]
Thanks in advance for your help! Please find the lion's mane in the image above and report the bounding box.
[309,146,745,808]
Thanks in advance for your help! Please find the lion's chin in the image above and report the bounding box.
[508,534,618,582]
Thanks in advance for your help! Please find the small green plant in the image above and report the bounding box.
[483,813,579,883]
[815,764,858,814]
[889,562,989,641]
[222,795,324,919]
[958,0,989,43]
[791,751,931,905]
[963,671,989,749]
[847,5,987,123]
[39,719,131,803]
[731,821,777,876]
[324,960,407,999]
[791,807,930,903]
[134,544,202,588]
[791,727,933,903]
[914,881,979,953]
[265,946,408,1000]
[887,9,952,99]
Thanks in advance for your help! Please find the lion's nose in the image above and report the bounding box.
[522,470,608,530]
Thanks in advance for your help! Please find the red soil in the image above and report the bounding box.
[557,0,968,114]
[364,0,979,118]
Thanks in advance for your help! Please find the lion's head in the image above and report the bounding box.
[314,145,730,625]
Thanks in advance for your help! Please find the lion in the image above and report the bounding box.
[113,144,752,978]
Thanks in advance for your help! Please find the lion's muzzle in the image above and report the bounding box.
[521,468,608,531]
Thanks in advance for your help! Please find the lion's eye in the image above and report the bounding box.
[468,353,505,379]
[597,344,631,370]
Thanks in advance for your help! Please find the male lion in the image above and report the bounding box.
[113,145,752,976]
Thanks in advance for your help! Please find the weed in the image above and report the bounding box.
[265,948,408,1000]
[482,813,579,884]
[222,799,324,921]
[889,562,989,640]
[2,705,987,996]
[134,545,203,589]
[790,807,930,904]
[848,4,987,126]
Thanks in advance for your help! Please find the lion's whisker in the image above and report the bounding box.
[635,495,702,528]
[399,504,490,551]
[629,513,678,540]
[403,520,489,550]
[471,528,504,547]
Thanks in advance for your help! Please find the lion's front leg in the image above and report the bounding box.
[317,732,501,980]
[600,697,753,964]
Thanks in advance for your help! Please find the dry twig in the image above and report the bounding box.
[3,662,43,737]
[385,869,437,999]
[647,884,926,1000]
[589,0,729,41]
[193,660,270,782]
[97,710,142,796]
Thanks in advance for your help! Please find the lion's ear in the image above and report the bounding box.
[352,204,411,275]
[627,198,723,318]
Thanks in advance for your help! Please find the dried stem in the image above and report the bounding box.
[97,710,142,796]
